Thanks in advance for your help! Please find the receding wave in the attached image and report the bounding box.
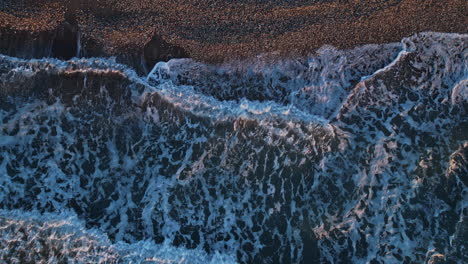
[0,209,236,263]
[0,32,466,263]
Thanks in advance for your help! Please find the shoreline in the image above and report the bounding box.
[1,0,466,68]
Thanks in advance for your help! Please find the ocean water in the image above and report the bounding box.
[0,32,466,263]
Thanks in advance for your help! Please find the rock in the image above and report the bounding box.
[51,13,79,59]
[0,26,55,59]
[0,12,79,60]
[144,33,189,71]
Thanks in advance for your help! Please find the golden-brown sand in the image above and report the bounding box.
[1,0,467,63]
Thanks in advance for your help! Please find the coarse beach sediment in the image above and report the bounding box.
[1,0,466,64]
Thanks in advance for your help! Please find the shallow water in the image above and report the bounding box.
[0,32,466,263]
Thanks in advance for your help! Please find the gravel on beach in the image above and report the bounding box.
[1,0,466,63]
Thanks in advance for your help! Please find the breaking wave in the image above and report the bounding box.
[0,209,236,263]
[0,32,466,263]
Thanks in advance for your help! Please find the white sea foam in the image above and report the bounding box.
[0,209,237,263]
[0,32,466,263]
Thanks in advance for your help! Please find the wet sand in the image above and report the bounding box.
[1,0,466,63]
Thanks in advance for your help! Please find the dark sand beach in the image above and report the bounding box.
[0,1,467,263]
[1,0,466,64]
